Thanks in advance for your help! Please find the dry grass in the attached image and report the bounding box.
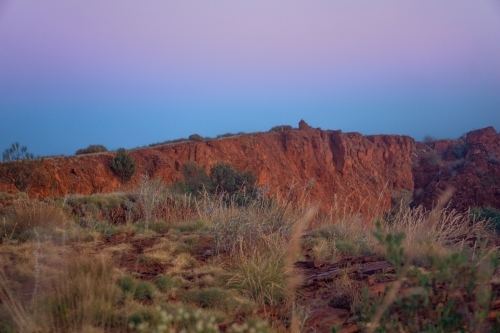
[196,182,313,257]
[0,267,36,332]
[41,254,120,333]
[227,248,290,307]
[383,202,489,265]
[4,199,67,236]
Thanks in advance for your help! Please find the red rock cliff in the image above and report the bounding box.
[0,124,416,220]
[413,127,500,211]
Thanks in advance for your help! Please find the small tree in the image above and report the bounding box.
[75,144,108,155]
[210,162,256,195]
[189,134,204,142]
[111,148,136,182]
[0,142,44,191]
[181,161,213,195]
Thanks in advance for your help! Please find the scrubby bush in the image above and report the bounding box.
[181,288,236,311]
[471,206,500,233]
[422,135,436,145]
[180,161,213,195]
[209,162,256,201]
[488,153,500,165]
[111,148,136,181]
[361,221,499,332]
[75,144,108,155]
[176,162,256,205]
[189,134,204,142]
[269,125,292,132]
[0,142,45,192]
[452,142,467,159]
[427,151,442,166]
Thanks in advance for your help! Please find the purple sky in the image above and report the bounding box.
[1,1,499,156]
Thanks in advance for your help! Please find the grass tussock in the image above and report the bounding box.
[227,248,289,307]
[382,204,490,265]
[3,199,67,237]
[197,183,312,257]
[41,254,121,332]
[1,183,499,332]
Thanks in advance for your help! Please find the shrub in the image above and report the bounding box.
[448,158,465,171]
[111,148,136,182]
[117,275,137,295]
[452,142,467,159]
[181,161,213,195]
[148,220,169,234]
[75,144,108,155]
[134,281,156,301]
[176,162,256,204]
[382,205,488,265]
[488,153,500,165]
[427,151,442,166]
[0,143,45,192]
[181,288,235,311]
[209,162,256,202]
[422,135,436,145]
[189,134,204,142]
[155,275,181,292]
[471,206,500,233]
[362,221,499,332]
[269,125,292,132]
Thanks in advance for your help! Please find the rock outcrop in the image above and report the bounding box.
[412,127,500,211]
[0,125,416,220]
[1,123,498,217]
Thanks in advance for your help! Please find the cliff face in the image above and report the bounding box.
[412,127,500,211]
[0,123,416,219]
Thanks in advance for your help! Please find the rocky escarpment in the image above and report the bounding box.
[0,121,416,220]
[2,122,498,217]
[412,126,500,211]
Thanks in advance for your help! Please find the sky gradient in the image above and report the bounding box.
[1,1,499,156]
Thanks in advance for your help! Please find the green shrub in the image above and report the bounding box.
[173,220,206,233]
[471,206,500,233]
[117,275,137,295]
[75,144,108,155]
[155,275,181,292]
[189,134,204,142]
[488,153,500,165]
[0,143,45,192]
[111,148,136,182]
[269,125,292,132]
[180,161,213,195]
[422,135,436,145]
[427,151,442,166]
[335,240,359,255]
[148,221,169,234]
[177,161,256,204]
[134,281,156,301]
[209,162,256,204]
[452,142,467,159]
[181,288,235,310]
[361,221,499,332]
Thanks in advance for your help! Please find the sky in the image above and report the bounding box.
[0,1,499,157]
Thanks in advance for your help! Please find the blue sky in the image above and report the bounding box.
[1,1,499,156]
